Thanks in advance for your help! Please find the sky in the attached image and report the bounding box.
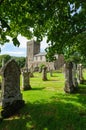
[0,35,48,57]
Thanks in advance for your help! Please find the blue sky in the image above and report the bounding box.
[0,35,48,57]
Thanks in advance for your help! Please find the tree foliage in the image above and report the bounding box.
[12,56,26,68]
[0,54,25,68]
[0,0,86,61]
[0,54,11,67]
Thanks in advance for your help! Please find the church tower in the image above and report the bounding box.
[27,40,40,68]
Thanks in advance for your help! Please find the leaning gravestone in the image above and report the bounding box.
[1,59,24,118]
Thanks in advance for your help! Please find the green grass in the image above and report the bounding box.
[0,71,86,130]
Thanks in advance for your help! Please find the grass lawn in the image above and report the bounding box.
[0,71,86,130]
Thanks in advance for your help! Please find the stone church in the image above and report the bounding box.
[26,40,64,71]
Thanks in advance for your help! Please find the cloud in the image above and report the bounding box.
[0,35,49,57]
[6,35,28,49]
[18,35,49,51]
[18,35,28,49]
[40,37,49,52]
[0,42,26,57]
[0,50,26,57]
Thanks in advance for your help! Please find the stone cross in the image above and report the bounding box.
[1,59,24,116]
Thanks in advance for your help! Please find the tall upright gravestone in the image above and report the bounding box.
[22,70,31,90]
[77,64,84,84]
[64,62,78,93]
[64,62,74,93]
[42,66,47,81]
[1,59,24,118]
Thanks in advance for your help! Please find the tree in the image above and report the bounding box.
[0,55,25,68]
[12,56,26,68]
[0,0,86,93]
[0,0,86,54]
[0,54,11,67]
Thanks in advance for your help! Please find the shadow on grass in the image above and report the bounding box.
[78,83,86,94]
[46,79,58,82]
[0,91,86,130]
[32,87,45,90]
[49,75,59,77]
[0,118,29,130]
[0,84,86,130]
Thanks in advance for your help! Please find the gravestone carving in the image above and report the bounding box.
[1,59,24,118]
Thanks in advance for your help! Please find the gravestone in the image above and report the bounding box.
[64,62,75,93]
[42,66,47,81]
[77,64,84,84]
[0,80,1,90]
[30,65,34,77]
[72,63,78,90]
[39,67,42,73]
[30,72,34,77]
[22,70,31,90]
[50,69,53,77]
[1,59,24,118]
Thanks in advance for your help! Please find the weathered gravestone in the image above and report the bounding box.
[77,64,84,84]
[0,81,1,90]
[72,63,78,90]
[64,62,75,93]
[1,59,25,118]
[42,66,47,81]
[50,69,53,77]
[30,65,34,77]
[22,69,31,90]
[30,72,34,77]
